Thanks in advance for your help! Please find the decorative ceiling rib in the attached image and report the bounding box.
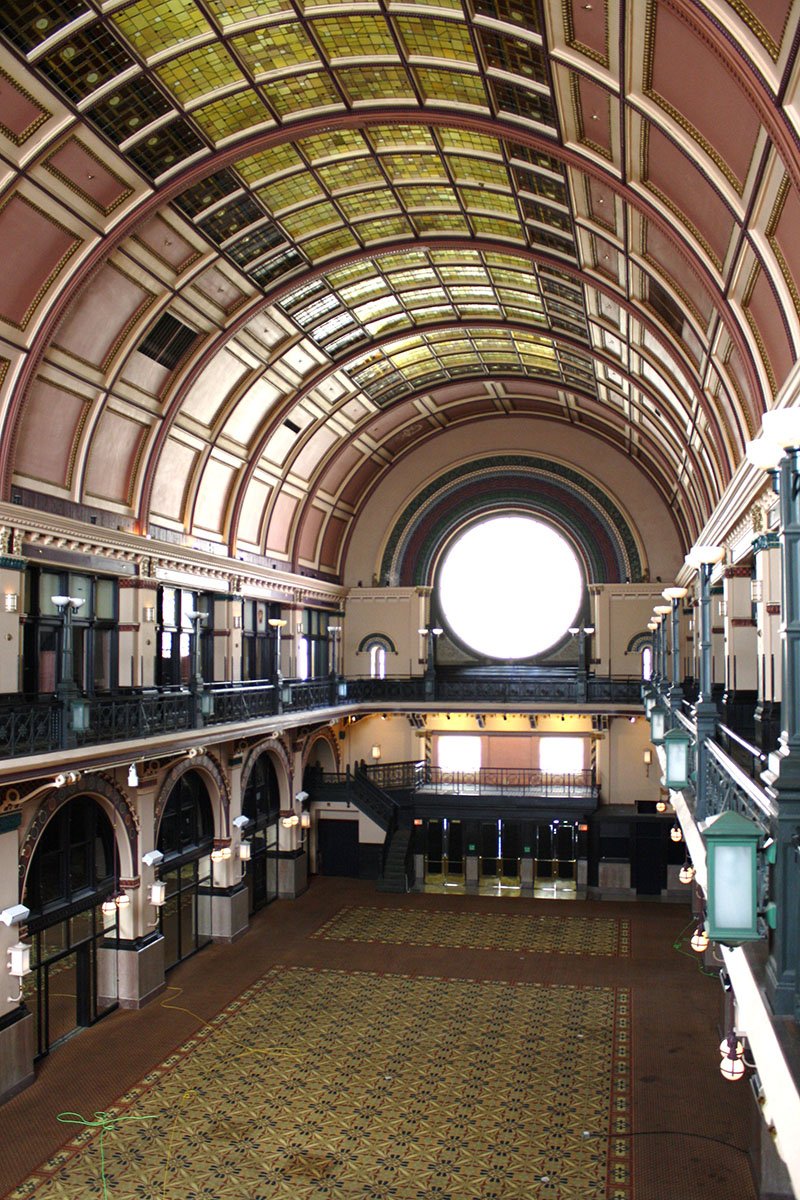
[0,0,799,580]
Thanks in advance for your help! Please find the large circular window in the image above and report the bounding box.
[437,515,584,659]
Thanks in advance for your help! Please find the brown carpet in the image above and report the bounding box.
[0,879,757,1200]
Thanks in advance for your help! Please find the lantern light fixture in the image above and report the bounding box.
[670,823,683,843]
[702,811,762,944]
[7,940,31,1002]
[663,727,692,790]
[690,925,709,953]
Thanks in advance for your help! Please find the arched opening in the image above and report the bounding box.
[22,796,119,1058]
[241,753,281,914]
[156,771,214,971]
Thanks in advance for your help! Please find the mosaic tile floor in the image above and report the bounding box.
[7,966,631,1200]
[313,905,630,957]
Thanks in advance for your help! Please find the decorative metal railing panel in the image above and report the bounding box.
[364,761,423,791]
[283,680,337,711]
[206,683,277,724]
[0,700,60,757]
[345,678,426,702]
[78,691,192,744]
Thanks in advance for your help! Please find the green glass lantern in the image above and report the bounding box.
[650,702,668,745]
[663,727,691,790]
[702,811,762,944]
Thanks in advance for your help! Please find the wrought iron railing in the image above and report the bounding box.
[206,681,277,724]
[0,670,644,760]
[703,739,775,834]
[77,690,192,745]
[418,765,597,798]
[0,698,60,757]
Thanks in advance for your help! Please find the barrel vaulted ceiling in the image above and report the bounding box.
[0,0,798,580]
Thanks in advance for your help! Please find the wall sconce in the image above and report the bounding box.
[4,593,18,613]
[7,940,31,1002]
[300,811,311,830]
[54,771,81,787]
[643,749,652,765]
[127,763,139,788]
[210,847,224,862]
[239,841,251,862]
[142,606,155,623]
[102,892,128,917]
[371,744,381,760]
[281,814,300,828]
[149,881,166,906]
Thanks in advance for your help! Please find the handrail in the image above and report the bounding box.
[716,722,767,764]
[705,739,777,823]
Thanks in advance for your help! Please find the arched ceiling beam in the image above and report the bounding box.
[3,107,768,497]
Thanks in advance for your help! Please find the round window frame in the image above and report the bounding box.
[433,514,587,663]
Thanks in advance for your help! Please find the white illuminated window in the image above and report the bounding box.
[297,636,309,681]
[437,515,583,659]
[539,737,584,774]
[437,736,481,774]
[369,644,386,679]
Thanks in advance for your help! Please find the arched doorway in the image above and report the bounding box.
[22,796,119,1058]
[156,771,214,970]
[241,752,280,913]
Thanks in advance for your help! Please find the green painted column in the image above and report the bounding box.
[765,448,800,1019]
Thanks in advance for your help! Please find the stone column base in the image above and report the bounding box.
[520,857,535,894]
[210,885,249,942]
[0,1005,34,1102]
[412,853,425,890]
[98,933,165,1009]
[278,850,308,899]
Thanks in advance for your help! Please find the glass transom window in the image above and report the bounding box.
[437,515,583,659]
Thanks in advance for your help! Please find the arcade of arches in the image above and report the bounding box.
[1,1,800,1197]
